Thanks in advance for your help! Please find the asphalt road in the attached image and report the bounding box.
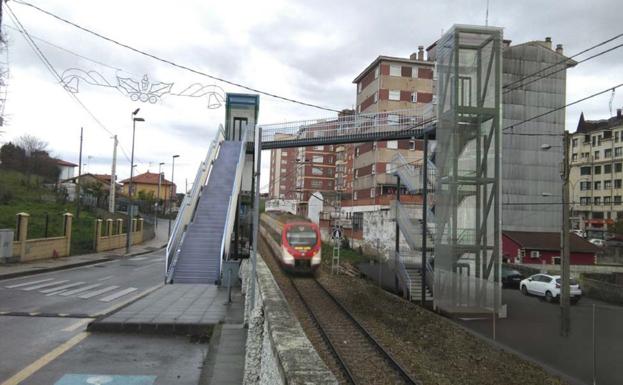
[0,249,169,384]
[459,287,623,385]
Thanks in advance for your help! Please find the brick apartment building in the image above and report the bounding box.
[350,47,434,210]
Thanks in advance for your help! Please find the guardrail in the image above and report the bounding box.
[165,126,226,282]
[219,125,250,271]
[260,106,434,147]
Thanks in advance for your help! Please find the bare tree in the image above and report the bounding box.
[15,134,48,156]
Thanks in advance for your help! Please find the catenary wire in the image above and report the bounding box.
[12,0,341,113]
[6,3,140,166]
[503,33,623,92]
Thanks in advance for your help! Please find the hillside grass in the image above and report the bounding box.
[0,169,125,255]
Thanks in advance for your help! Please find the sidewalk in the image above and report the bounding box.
[0,218,170,280]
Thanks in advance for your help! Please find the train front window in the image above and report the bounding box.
[287,226,317,247]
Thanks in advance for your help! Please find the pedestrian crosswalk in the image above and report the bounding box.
[4,278,139,303]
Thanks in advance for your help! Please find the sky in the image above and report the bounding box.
[1,0,622,192]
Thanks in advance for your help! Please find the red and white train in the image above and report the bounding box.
[260,213,322,273]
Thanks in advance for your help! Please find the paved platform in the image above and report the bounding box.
[201,323,247,385]
[89,284,244,334]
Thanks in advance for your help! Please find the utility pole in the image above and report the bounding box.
[109,135,117,213]
[168,155,179,237]
[156,162,164,229]
[561,131,571,337]
[76,127,83,220]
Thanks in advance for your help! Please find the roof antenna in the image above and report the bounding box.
[609,88,616,116]
[485,0,490,26]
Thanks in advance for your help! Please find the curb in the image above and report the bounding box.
[0,245,167,281]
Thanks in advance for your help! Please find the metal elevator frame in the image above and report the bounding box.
[433,25,503,314]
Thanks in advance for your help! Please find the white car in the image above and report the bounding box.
[519,274,582,304]
[589,238,606,247]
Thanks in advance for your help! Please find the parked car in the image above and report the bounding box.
[501,266,523,288]
[589,238,606,247]
[519,274,582,304]
[571,229,586,238]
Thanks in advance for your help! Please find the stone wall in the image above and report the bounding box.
[579,275,623,306]
[7,212,73,263]
[241,257,337,385]
[94,218,144,252]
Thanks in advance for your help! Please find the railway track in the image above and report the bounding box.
[290,277,420,385]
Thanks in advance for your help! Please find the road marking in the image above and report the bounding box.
[62,319,93,332]
[21,280,69,291]
[60,284,102,296]
[99,288,138,302]
[94,284,162,317]
[98,275,114,281]
[5,278,54,289]
[40,282,85,294]
[78,286,119,299]
[28,312,41,316]
[0,332,88,385]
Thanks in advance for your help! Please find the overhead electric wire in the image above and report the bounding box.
[6,3,141,166]
[504,41,623,94]
[503,82,623,133]
[503,33,623,92]
[12,0,341,113]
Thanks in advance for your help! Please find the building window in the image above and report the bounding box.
[312,155,323,163]
[616,179,623,189]
[374,92,378,103]
[387,140,398,149]
[313,145,324,151]
[605,180,612,189]
[311,180,322,189]
[370,188,375,198]
[616,163,623,173]
[357,82,362,93]
[409,140,416,150]
[353,191,358,200]
[615,196,622,205]
[595,165,602,175]
[605,164,612,174]
[595,197,602,205]
[580,197,591,205]
[592,136,597,146]
[572,138,578,147]
[595,181,601,190]
[411,92,418,103]
[605,196,612,204]
[389,90,400,101]
[594,150,600,160]
[281,159,287,164]
[355,147,360,157]
[617,131,621,143]
[374,67,379,79]
[580,181,591,191]
[354,169,359,179]
[311,167,323,176]
[616,147,623,157]
[530,251,540,259]
[572,153,577,162]
[389,65,401,76]
[580,166,591,175]
[605,149,613,158]
[371,164,376,175]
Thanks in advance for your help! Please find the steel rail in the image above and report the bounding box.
[308,278,421,385]
[289,277,358,385]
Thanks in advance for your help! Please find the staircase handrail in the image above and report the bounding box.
[219,125,250,274]
[394,250,412,299]
[165,126,225,281]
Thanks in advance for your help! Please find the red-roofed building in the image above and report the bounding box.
[120,171,176,201]
[503,231,600,265]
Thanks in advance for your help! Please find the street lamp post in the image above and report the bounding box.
[126,108,144,254]
[156,162,165,229]
[168,155,180,238]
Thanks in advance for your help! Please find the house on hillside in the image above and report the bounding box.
[120,172,176,211]
[54,159,77,182]
[61,173,119,205]
[503,231,600,266]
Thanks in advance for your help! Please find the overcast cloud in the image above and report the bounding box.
[1,0,622,191]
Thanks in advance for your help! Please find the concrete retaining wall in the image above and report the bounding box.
[579,274,623,306]
[241,257,337,385]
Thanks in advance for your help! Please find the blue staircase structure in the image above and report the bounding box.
[166,126,248,284]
